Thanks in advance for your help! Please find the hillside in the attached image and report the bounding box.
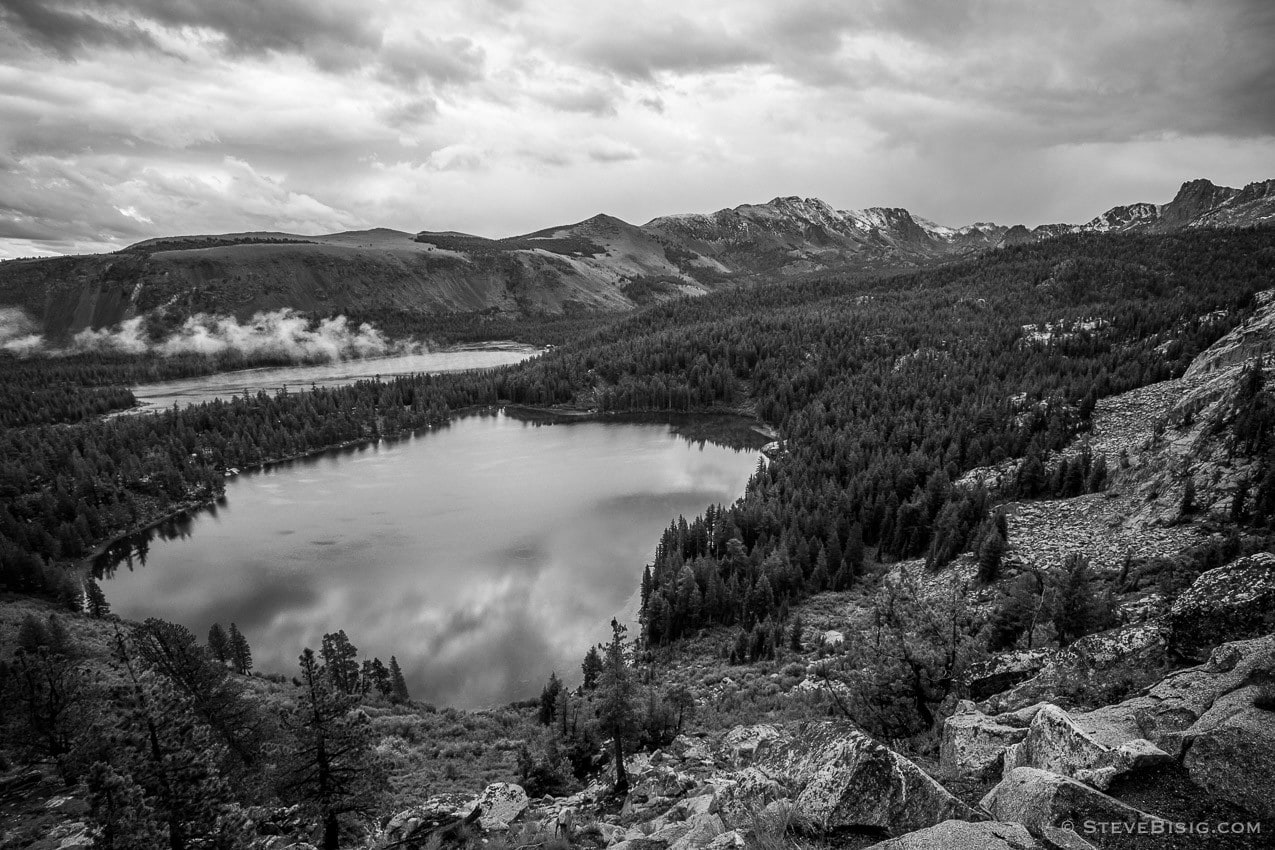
[0,178,1271,345]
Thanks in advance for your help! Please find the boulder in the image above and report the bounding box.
[707,767,786,825]
[940,701,1028,780]
[376,795,473,849]
[751,721,972,835]
[594,822,625,845]
[1181,685,1275,818]
[468,782,528,830]
[1167,552,1275,661]
[981,767,1161,834]
[704,830,745,850]
[667,813,725,850]
[979,622,1167,713]
[668,735,713,765]
[864,819,1096,850]
[1001,704,1171,790]
[966,650,1056,702]
[720,725,782,766]
[751,799,811,836]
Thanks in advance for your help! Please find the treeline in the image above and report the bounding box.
[0,349,346,428]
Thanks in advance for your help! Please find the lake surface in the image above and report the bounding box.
[125,343,538,412]
[97,411,763,709]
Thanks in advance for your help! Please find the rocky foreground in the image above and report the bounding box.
[364,632,1272,850]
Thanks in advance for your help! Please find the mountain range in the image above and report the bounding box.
[1,177,1272,338]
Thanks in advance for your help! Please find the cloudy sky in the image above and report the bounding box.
[1,0,1272,257]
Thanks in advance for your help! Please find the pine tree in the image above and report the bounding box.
[207,623,229,664]
[978,529,1007,584]
[388,656,409,703]
[100,631,255,850]
[580,645,603,690]
[85,763,167,850]
[283,649,386,850]
[538,672,562,726]
[362,658,392,698]
[84,577,110,618]
[1050,554,1115,646]
[597,619,638,795]
[320,630,360,695]
[227,624,252,675]
[134,618,271,773]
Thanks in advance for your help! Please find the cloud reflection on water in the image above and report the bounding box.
[100,412,761,708]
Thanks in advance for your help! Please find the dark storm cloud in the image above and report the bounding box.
[0,0,159,55]
[0,0,379,63]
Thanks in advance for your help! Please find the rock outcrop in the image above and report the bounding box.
[981,767,1161,833]
[940,701,1031,781]
[1179,684,1275,819]
[1000,705,1172,790]
[949,634,1275,825]
[469,782,528,830]
[747,721,972,835]
[1167,552,1275,661]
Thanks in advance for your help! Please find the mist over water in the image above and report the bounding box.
[97,412,763,708]
[1,308,419,360]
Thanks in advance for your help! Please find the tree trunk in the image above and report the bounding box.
[613,736,628,795]
[323,812,340,850]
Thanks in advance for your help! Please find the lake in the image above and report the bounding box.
[124,342,539,412]
[97,410,765,709]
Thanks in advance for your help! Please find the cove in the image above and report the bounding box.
[96,410,765,709]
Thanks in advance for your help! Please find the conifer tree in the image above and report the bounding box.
[283,648,386,850]
[580,645,603,690]
[361,658,392,698]
[98,631,254,850]
[227,624,252,675]
[597,619,638,795]
[388,655,410,703]
[84,577,110,618]
[207,623,229,664]
[538,672,562,726]
[978,529,1008,584]
[320,630,360,695]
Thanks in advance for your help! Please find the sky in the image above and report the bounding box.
[1,0,1273,258]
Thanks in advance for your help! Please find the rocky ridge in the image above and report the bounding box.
[2,179,1271,339]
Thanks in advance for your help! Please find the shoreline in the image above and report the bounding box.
[78,401,775,573]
